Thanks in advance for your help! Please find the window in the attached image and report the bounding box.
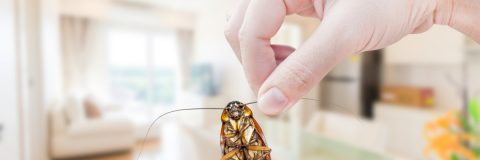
[107,28,180,108]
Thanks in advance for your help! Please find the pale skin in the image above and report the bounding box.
[225,0,480,116]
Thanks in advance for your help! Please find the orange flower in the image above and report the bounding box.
[424,110,476,160]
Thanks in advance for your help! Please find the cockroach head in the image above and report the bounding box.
[226,101,245,120]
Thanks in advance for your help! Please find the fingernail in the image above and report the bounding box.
[259,87,288,115]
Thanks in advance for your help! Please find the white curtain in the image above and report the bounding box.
[60,15,108,98]
[176,29,194,89]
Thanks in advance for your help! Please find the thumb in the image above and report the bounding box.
[257,19,355,116]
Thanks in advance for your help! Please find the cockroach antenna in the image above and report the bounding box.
[135,101,264,160]
[243,101,258,106]
[136,107,224,160]
[240,98,354,114]
[300,98,355,114]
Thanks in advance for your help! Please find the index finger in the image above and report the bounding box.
[239,0,287,93]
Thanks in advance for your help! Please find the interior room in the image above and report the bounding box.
[1,0,480,160]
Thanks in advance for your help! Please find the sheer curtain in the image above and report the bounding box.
[60,15,108,98]
[176,29,194,90]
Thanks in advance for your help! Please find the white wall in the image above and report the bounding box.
[385,26,465,64]
[0,0,21,159]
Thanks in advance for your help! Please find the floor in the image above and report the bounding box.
[68,140,162,160]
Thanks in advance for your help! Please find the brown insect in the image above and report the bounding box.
[220,101,271,160]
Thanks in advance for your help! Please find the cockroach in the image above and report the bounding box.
[220,101,271,160]
[136,98,344,160]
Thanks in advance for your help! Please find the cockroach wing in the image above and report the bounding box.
[220,106,271,160]
[242,106,271,160]
[220,109,244,160]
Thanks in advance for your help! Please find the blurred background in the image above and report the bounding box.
[1,0,480,160]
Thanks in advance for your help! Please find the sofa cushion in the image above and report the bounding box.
[84,96,102,119]
[50,100,68,135]
[64,95,87,125]
[67,118,133,138]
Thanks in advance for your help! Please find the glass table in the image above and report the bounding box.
[300,131,391,160]
[153,121,394,160]
[266,121,392,160]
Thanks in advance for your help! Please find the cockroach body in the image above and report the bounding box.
[220,101,271,160]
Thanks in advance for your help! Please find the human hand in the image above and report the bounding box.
[225,0,479,116]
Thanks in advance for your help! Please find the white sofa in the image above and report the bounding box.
[49,97,136,159]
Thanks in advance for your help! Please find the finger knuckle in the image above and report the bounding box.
[224,27,239,43]
[238,27,251,44]
[282,60,314,90]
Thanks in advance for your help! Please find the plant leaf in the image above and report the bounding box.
[469,99,480,124]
